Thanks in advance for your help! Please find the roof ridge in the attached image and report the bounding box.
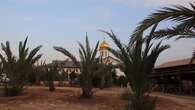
[156,58,194,68]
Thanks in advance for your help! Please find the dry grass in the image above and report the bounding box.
[0,87,127,110]
[0,86,194,110]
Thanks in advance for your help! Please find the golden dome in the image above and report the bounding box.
[99,39,109,50]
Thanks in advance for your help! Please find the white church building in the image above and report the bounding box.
[51,39,124,76]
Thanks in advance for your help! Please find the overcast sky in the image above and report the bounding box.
[0,0,194,65]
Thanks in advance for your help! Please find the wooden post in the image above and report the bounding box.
[162,74,166,93]
[177,75,182,95]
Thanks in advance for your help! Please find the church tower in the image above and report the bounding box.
[99,38,109,58]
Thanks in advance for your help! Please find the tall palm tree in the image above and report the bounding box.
[54,35,99,98]
[102,24,170,110]
[132,3,195,41]
[0,37,42,96]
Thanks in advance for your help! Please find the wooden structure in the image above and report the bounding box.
[150,59,195,95]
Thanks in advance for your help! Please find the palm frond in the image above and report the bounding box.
[85,34,91,58]
[101,30,130,63]
[79,49,86,62]
[19,37,28,59]
[90,41,99,61]
[1,41,15,63]
[27,45,42,62]
[142,24,158,60]
[108,48,122,60]
[132,3,195,41]
[145,42,170,74]
[53,46,79,66]
[101,30,124,51]
[0,54,6,65]
[154,20,195,39]
[78,42,87,59]
[31,54,42,64]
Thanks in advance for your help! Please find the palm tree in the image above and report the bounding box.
[132,3,195,41]
[54,35,99,98]
[44,65,58,91]
[102,24,170,110]
[0,37,42,96]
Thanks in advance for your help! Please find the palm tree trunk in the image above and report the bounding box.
[49,81,55,91]
[100,76,105,89]
[81,84,93,98]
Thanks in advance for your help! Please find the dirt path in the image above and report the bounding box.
[0,87,127,110]
[153,93,195,110]
[0,87,194,110]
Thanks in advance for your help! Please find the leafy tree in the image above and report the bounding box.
[0,37,42,96]
[102,24,170,110]
[54,35,99,98]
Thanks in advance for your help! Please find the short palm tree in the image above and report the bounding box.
[132,3,195,41]
[102,24,170,110]
[54,35,99,98]
[44,65,58,91]
[0,37,42,96]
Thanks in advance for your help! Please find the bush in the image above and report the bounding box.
[4,85,23,96]
[58,81,65,87]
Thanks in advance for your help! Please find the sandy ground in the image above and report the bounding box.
[0,86,194,110]
[153,93,195,110]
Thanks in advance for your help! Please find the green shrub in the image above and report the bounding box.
[4,85,23,96]
[58,81,65,87]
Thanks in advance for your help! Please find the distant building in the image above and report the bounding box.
[51,59,81,75]
[151,58,195,94]
[50,39,124,78]
[99,39,124,76]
